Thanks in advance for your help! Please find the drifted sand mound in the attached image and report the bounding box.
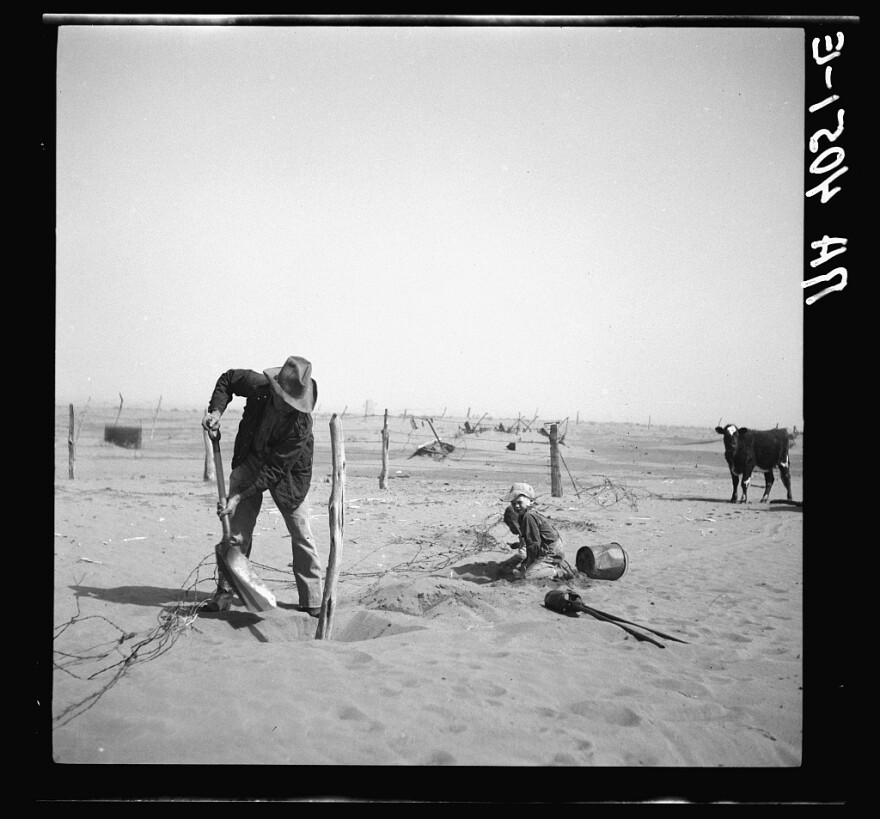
[357,573,503,621]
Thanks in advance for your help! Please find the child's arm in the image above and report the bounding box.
[503,506,523,547]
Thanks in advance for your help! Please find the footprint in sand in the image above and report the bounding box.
[452,681,508,699]
[343,650,377,668]
[549,752,580,765]
[652,677,713,699]
[569,700,642,727]
[378,684,405,698]
[719,632,753,643]
[337,704,384,733]
[612,686,643,697]
[423,750,457,765]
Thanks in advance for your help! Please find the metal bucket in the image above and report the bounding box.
[576,542,629,581]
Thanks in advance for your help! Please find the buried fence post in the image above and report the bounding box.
[68,403,75,479]
[379,408,389,490]
[550,423,563,497]
[316,414,346,640]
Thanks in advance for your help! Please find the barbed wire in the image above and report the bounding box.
[52,556,218,728]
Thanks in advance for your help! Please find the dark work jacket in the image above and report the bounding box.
[508,507,561,564]
[208,369,314,512]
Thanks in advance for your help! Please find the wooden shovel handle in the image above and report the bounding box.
[209,429,232,541]
[575,604,667,649]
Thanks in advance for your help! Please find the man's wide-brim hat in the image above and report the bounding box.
[264,356,317,413]
[504,482,536,502]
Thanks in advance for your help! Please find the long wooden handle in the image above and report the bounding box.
[576,605,667,649]
[573,601,687,644]
[210,430,231,541]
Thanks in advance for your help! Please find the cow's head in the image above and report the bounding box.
[715,424,739,453]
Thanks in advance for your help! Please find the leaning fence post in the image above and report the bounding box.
[68,403,76,479]
[550,423,562,497]
[379,408,389,490]
[316,414,346,640]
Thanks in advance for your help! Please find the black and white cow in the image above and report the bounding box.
[714,424,794,504]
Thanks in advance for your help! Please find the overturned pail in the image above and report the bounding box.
[576,542,628,581]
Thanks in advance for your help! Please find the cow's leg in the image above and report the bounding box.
[740,470,752,503]
[728,469,740,503]
[759,470,774,502]
[778,461,793,501]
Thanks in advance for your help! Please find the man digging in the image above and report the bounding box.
[200,356,323,615]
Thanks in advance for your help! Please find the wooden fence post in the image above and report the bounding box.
[379,408,390,489]
[550,423,562,497]
[316,414,345,640]
[151,395,162,441]
[68,403,75,479]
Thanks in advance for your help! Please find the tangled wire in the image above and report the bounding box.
[52,557,218,728]
[571,476,652,510]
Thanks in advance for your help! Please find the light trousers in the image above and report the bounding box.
[217,458,323,608]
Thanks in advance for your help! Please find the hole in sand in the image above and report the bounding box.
[195,605,429,643]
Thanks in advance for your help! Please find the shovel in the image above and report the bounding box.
[544,589,687,649]
[209,429,276,614]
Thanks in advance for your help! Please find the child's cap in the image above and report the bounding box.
[504,482,536,501]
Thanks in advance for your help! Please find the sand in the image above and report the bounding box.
[46,405,836,801]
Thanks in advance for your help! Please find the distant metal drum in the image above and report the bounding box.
[576,542,629,581]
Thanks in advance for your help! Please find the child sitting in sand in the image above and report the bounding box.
[501,483,573,581]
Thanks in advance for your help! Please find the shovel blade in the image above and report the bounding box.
[215,540,277,613]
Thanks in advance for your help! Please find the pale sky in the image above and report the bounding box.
[54,21,805,428]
